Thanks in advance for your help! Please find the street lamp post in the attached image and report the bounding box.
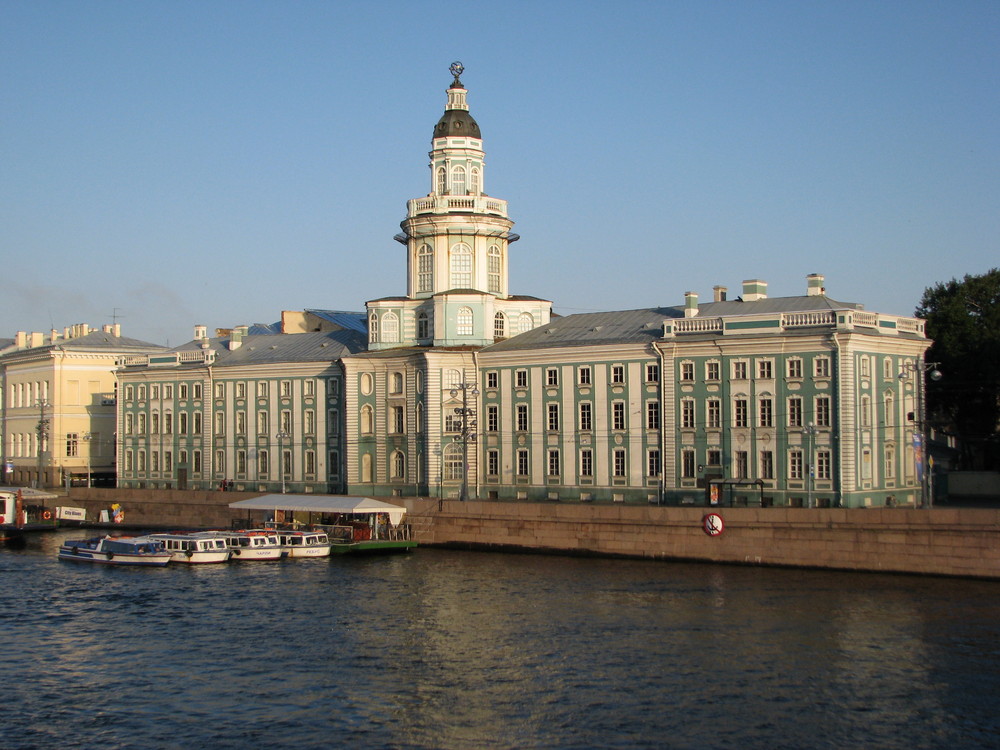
[276,430,290,494]
[36,399,50,489]
[898,361,942,508]
[802,422,818,509]
[82,432,92,488]
[450,381,479,502]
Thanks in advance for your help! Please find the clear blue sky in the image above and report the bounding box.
[3,0,998,346]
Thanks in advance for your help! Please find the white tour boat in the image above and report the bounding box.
[270,529,332,558]
[149,532,231,564]
[208,530,283,561]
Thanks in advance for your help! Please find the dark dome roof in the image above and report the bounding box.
[434,108,481,139]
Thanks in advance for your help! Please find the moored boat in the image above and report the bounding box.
[58,535,173,566]
[206,530,283,561]
[270,529,332,558]
[149,532,231,564]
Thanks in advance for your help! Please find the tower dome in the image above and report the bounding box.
[433,61,481,139]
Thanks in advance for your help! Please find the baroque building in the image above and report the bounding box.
[116,64,932,508]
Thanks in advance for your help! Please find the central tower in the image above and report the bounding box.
[367,63,550,351]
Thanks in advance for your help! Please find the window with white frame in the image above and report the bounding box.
[417,245,433,292]
[816,450,831,480]
[611,365,625,384]
[579,402,592,432]
[579,366,592,385]
[735,451,748,478]
[612,401,626,430]
[494,312,506,339]
[547,449,560,477]
[547,403,559,431]
[515,370,528,388]
[487,405,498,432]
[680,362,694,381]
[760,450,774,479]
[451,243,472,288]
[517,449,529,476]
[815,357,831,378]
[646,363,660,382]
[382,312,400,344]
[681,400,695,428]
[258,411,269,434]
[815,396,831,427]
[613,448,626,477]
[788,396,803,428]
[789,450,804,479]
[787,359,803,379]
[647,449,661,477]
[304,410,315,435]
[706,361,720,381]
[179,384,188,400]
[581,449,593,477]
[516,403,528,432]
[390,451,404,479]
[457,307,473,336]
[452,165,466,195]
[214,383,225,399]
[390,406,404,434]
[757,360,773,379]
[487,449,499,477]
[486,371,499,389]
[759,398,773,427]
[470,167,481,194]
[734,398,748,428]
[646,401,660,430]
[733,360,748,380]
[682,449,696,478]
[369,313,378,344]
[546,368,559,386]
[488,245,502,293]
[518,312,534,332]
[707,399,721,429]
[436,167,446,194]
[417,311,430,339]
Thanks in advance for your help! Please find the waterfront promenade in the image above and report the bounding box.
[53,488,1000,579]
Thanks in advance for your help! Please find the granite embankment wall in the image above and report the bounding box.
[64,489,1000,579]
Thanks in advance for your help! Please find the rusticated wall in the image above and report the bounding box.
[63,489,1000,578]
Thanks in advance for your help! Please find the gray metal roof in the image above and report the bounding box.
[305,310,368,333]
[0,331,166,358]
[487,295,864,352]
[171,329,368,366]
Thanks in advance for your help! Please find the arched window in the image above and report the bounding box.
[361,453,372,483]
[494,312,506,340]
[457,307,473,336]
[436,167,446,195]
[452,165,466,195]
[417,311,429,339]
[391,451,405,480]
[360,405,374,435]
[470,167,480,195]
[417,245,433,292]
[519,312,534,332]
[444,443,464,481]
[488,245,501,293]
[391,372,404,394]
[860,395,871,428]
[450,243,472,288]
[382,312,399,343]
[368,313,378,344]
[884,392,895,427]
[415,402,424,433]
[447,369,463,388]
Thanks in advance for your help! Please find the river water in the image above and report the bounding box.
[2,530,998,750]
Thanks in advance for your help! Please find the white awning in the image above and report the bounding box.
[229,495,407,525]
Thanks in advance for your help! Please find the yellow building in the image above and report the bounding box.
[0,324,165,488]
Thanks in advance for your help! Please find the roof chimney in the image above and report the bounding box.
[713,285,728,302]
[807,273,826,297]
[194,324,208,340]
[229,325,249,351]
[684,292,699,318]
[741,279,768,302]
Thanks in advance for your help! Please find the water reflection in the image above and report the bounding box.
[2,532,998,749]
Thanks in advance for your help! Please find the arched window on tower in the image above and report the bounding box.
[519,312,534,333]
[470,167,481,195]
[382,312,399,344]
[368,313,379,344]
[488,245,502,293]
[494,312,506,340]
[417,244,433,292]
[452,166,466,195]
[450,243,472,288]
[436,167,447,195]
[457,307,474,336]
[417,311,430,340]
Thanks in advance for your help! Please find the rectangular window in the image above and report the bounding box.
[613,448,626,477]
[151,451,159,472]
[193,450,202,474]
[546,368,559,386]
[647,449,661,477]
[137,450,147,472]
[179,412,189,434]
[788,397,803,428]
[445,413,462,433]
[735,451,748,478]
[707,449,722,467]
[138,413,147,434]
[305,450,316,476]
[517,449,529,476]
[164,451,172,472]
[815,357,831,378]
[707,399,721,429]
[236,411,246,434]
[305,380,315,397]
[164,385,174,399]
[733,361,748,380]
[391,406,404,434]
[516,404,528,432]
[612,401,626,430]
[138,385,147,401]
[215,412,225,434]
[579,402,593,432]
[280,380,292,398]
[680,362,694,381]
[611,365,625,384]
[515,370,528,388]
[734,399,748,428]
[581,449,593,477]
[125,450,134,472]
[304,410,315,435]
[164,412,172,434]
[646,363,659,382]
[547,403,560,431]
[547,449,560,477]
[885,445,896,479]
[66,433,79,457]
[258,449,269,476]
[237,450,247,475]
[179,384,188,400]
[681,449,696,478]
[235,383,245,399]
[760,450,774,479]
[193,384,202,399]
[487,449,499,476]
[706,361,720,381]
[486,371,499,389]
[487,405,499,432]
[681,400,695,428]
[193,412,202,434]
[758,360,773,379]
[815,396,831,427]
[215,450,225,474]
[257,382,268,398]
[258,411,269,434]
[646,401,660,430]
[281,411,291,433]
[579,366,592,386]
[151,385,160,399]
[329,450,340,477]
[789,450,804,479]
[787,359,803,379]
[759,398,773,427]
[816,450,831,480]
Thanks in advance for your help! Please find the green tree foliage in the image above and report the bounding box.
[916,268,1000,470]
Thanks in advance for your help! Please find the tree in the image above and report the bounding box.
[916,268,1000,470]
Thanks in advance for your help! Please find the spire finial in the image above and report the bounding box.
[449,61,464,87]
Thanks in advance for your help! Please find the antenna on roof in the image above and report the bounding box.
[110,308,125,325]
